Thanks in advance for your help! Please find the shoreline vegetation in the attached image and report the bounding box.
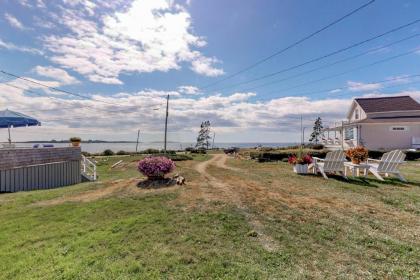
[80,145,420,161]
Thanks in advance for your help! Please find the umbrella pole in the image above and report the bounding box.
[8,125,11,144]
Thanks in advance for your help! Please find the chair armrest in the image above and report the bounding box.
[313,157,325,162]
[367,158,381,163]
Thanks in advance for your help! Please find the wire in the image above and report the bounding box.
[260,48,419,99]
[1,82,162,115]
[242,33,420,92]
[201,0,376,89]
[257,74,420,102]
[211,19,420,92]
[0,70,128,106]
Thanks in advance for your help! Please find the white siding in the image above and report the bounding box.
[360,123,420,150]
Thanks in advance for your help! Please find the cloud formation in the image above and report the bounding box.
[4,13,26,30]
[0,39,43,55]
[41,0,224,84]
[347,81,382,92]
[33,66,79,85]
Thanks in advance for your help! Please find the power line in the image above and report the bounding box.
[260,47,419,99]
[242,33,419,92]
[258,73,420,102]
[1,81,162,115]
[201,0,376,89]
[0,70,127,106]
[211,19,420,92]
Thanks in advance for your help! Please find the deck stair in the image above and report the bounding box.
[81,155,97,182]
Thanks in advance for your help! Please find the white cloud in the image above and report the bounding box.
[347,81,382,92]
[0,38,43,55]
[178,85,201,95]
[4,13,26,30]
[190,55,224,77]
[329,89,341,94]
[0,77,349,138]
[42,0,224,84]
[33,66,79,85]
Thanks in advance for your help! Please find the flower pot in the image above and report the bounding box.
[71,141,80,147]
[293,164,308,174]
[351,159,361,164]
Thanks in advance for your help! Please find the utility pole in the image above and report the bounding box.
[164,94,169,153]
[212,132,215,149]
[135,129,140,153]
[300,115,303,147]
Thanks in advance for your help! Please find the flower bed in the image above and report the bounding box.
[137,156,175,180]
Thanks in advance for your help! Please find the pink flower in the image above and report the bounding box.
[138,156,175,178]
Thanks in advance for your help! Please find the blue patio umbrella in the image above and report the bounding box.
[0,109,41,144]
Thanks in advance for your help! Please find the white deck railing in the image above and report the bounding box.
[81,155,97,181]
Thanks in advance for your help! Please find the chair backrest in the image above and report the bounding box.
[377,150,406,173]
[323,150,346,172]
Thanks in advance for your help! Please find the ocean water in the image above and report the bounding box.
[16,142,297,154]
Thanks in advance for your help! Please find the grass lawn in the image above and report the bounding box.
[0,153,419,279]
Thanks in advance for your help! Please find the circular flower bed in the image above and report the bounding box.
[137,156,175,180]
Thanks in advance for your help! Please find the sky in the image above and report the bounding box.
[0,0,419,143]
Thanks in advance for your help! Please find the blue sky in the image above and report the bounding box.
[0,0,419,143]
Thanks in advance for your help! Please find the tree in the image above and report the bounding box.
[309,117,323,144]
[196,121,211,149]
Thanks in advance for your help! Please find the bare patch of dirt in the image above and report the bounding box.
[34,177,180,206]
[185,154,280,251]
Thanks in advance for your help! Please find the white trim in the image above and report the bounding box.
[366,109,420,115]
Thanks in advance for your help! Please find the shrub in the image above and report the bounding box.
[103,149,114,156]
[70,137,81,142]
[189,148,207,154]
[116,150,128,155]
[311,144,324,150]
[137,156,175,179]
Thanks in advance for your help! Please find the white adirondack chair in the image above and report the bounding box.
[367,150,407,182]
[309,150,347,179]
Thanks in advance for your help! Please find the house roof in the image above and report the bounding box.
[354,96,420,113]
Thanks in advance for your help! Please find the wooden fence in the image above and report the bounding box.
[0,147,81,192]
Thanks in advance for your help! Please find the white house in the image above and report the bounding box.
[321,96,420,150]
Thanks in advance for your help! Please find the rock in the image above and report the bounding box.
[247,230,258,237]
[176,176,185,185]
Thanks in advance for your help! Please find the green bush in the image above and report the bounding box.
[141,148,160,154]
[189,148,207,154]
[103,149,114,156]
[116,150,128,155]
[149,153,193,161]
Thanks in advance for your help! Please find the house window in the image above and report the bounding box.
[355,109,359,120]
[390,126,409,131]
[345,128,354,140]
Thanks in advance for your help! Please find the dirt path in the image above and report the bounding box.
[193,154,279,252]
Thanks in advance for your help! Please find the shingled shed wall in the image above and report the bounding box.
[0,147,81,192]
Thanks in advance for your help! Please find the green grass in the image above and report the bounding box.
[0,155,419,279]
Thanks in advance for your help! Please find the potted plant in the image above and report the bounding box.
[137,156,175,181]
[288,152,313,174]
[346,146,368,164]
[69,137,81,147]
